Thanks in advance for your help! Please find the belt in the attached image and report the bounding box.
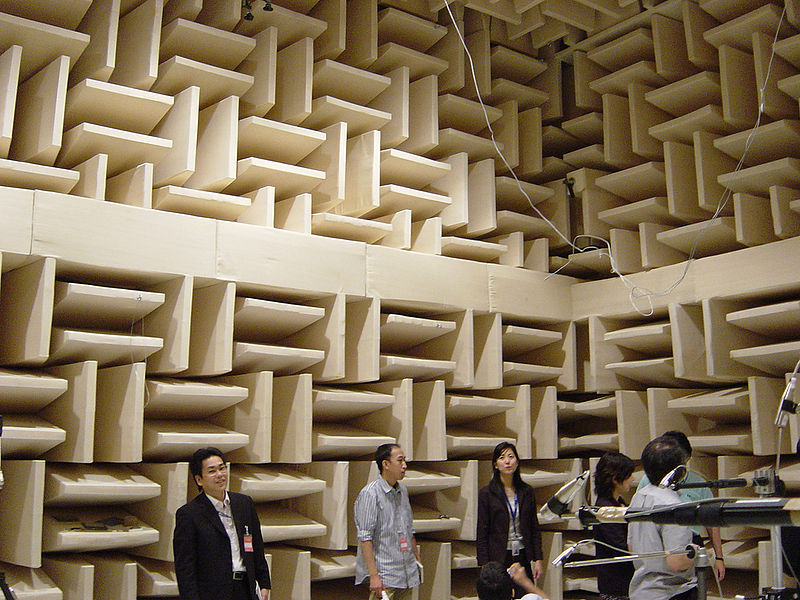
[233,571,247,580]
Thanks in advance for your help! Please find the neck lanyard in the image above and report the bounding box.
[506,493,518,536]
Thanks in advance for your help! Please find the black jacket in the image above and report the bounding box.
[173,492,271,600]
[593,495,633,597]
[477,483,543,564]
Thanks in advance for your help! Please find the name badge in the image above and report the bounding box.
[244,534,253,552]
[511,539,522,556]
[399,537,409,552]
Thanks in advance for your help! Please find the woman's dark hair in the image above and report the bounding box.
[593,451,635,499]
[375,443,400,473]
[476,561,512,600]
[189,446,225,490]
[641,436,687,485]
[489,441,527,493]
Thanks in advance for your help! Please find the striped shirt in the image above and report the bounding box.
[354,477,420,589]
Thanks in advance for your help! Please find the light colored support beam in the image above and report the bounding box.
[0,45,20,159]
[371,66,410,149]
[338,129,380,217]
[127,461,192,561]
[573,51,606,111]
[71,153,108,200]
[185,281,234,377]
[268,37,313,125]
[211,371,272,463]
[664,140,709,222]
[70,0,121,85]
[628,82,667,161]
[142,275,193,376]
[9,55,69,166]
[339,0,377,69]
[734,192,779,247]
[183,94,238,192]
[397,74,438,155]
[41,361,97,463]
[719,44,759,129]
[753,31,797,121]
[693,130,736,214]
[238,26,278,118]
[0,460,45,567]
[652,13,696,81]
[272,373,313,463]
[106,162,154,207]
[109,0,162,89]
[94,363,145,462]
[151,85,199,187]
[0,257,55,367]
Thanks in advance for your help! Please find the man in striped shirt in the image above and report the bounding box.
[354,443,421,600]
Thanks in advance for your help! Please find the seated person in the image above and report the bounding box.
[628,436,697,600]
[476,561,549,600]
[782,439,800,583]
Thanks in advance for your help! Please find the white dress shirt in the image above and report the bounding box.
[205,492,245,573]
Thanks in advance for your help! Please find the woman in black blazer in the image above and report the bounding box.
[477,442,544,596]
[592,451,635,600]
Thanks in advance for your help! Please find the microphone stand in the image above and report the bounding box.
[0,417,15,600]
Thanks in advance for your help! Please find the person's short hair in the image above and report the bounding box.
[593,451,635,499]
[662,430,692,458]
[641,436,687,485]
[476,561,512,600]
[189,447,225,490]
[374,443,400,473]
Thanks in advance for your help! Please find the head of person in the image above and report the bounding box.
[594,451,635,499]
[190,446,228,499]
[662,430,692,462]
[476,561,513,600]
[375,443,406,484]
[490,441,525,491]
[641,435,689,486]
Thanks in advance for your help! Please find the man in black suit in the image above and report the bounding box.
[173,447,271,600]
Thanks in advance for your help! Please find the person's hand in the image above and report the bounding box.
[532,559,544,580]
[508,562,526,583]
[369,573,384,594]
[260,588,269,600]
[714,558,725,581]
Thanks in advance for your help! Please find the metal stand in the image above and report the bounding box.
[0,573,17,600]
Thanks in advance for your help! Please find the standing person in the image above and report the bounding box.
[354,443,421,599]
[592,451,636,600]
[173,447,270,600]
[476,561,549,600]
[477,442,544,598]
[637,430,725,591]
[628,436,697,600]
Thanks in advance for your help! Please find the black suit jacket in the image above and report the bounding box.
[173,491,271,600]
[476,483,543,565]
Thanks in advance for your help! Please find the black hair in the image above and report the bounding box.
[488,441,528,495]
[189,447,225,491]
[662,430,692,458]
[593,451,635,499]
[641,436,688,485]
[375,443,400,473]
[476,561,512,600]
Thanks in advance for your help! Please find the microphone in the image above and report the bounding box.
[551,545,577,567]
[658,464,687,489]
[625,497,800,528]
[579,497,800,528]
[538,470,590,522]
[775,373,798,428]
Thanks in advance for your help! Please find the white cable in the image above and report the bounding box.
[439,0,787,317]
